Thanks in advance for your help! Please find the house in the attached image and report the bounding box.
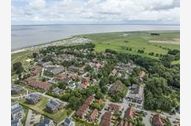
[76,96,94,118]
[11,85,22,95]
[11,119,22,126]
[80,79,89,89]
[68,66,79,72]
[52,87,63,95]
[26,93,41,104]
[31,66,42,76]
[44,65,64,76]
[62,117,75,126]
[11,103,24,120]
[127,84,144,104]
[117,107,135,126]
[37,117,55,126]
[100,111,112,126]
[46,99,63,113]
[108,103,121,112]
[68,81,77,90]
[124,106,135,120]
[88,109,98,122]
[152,114,165,126]
[25,78,50,91]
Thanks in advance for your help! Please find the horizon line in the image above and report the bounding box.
[12,23,180,26]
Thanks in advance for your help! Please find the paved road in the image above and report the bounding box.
[25,109,32,126]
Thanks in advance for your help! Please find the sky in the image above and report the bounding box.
[12,0,180,25]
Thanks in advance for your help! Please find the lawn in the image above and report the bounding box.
[81,31,180,59]
[19,97,72,123]
[11,50,34,80]
[74,117,99,126]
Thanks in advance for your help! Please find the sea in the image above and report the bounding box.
[11,24,180,51]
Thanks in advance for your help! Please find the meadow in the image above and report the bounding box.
[81,31,180,60]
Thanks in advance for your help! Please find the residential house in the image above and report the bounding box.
[152,114,165,126]
[118,106,135,126]
[52,87,64,95]
[11,103,24,120]
[25,78,50,91]
[100,111,112,126]
[37,117,55,126]
[11,85,22,95]
[108,104,121,112]
[62,117,75,126]
[11,119,22,126]
[38,61,52,67]
[68,66,79,73]
[88,109,98,122]
[31,66,42,76]
[80,79,89,89]
[46,99,63,113]
[26,93,41,104]
[44,65,64,76]
[76,96,94,118]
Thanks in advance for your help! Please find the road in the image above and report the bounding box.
[25,109,32,126]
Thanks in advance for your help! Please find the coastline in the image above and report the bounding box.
[11,30,180,54]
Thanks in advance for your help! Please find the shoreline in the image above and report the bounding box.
[11,30,180,54]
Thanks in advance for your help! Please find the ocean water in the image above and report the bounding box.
[11,24,179,50]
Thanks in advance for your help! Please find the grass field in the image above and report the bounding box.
[11,50,34,76]
[19,97,72,123]
[81,31,180,59]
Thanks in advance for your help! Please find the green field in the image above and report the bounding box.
[81,31,180,59]
[19,97,72,123]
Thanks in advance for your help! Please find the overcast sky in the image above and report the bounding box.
[12,0,180,25]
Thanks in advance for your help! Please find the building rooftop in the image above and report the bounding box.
[100,111,111,126]
[152,114,165,126]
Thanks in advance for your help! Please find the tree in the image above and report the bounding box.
[58,82,66,89]
[12,62,24,74]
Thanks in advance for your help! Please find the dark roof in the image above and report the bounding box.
[11,103,23,115]
[44,65,64,75]
[11,119,20,126]
[38,117,53,126]
[63,118,72,126]
[46,99,62,111]
[26,93,41,103]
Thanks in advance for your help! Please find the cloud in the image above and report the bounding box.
[11,0,180,24]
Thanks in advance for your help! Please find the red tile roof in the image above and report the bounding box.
[125,106,135,119]
[76,96,94,118]
[152,114,165,126]
[25,78,50,91]
[100,111,111,126]
[108,103,121,112]
[89,109,98,121]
